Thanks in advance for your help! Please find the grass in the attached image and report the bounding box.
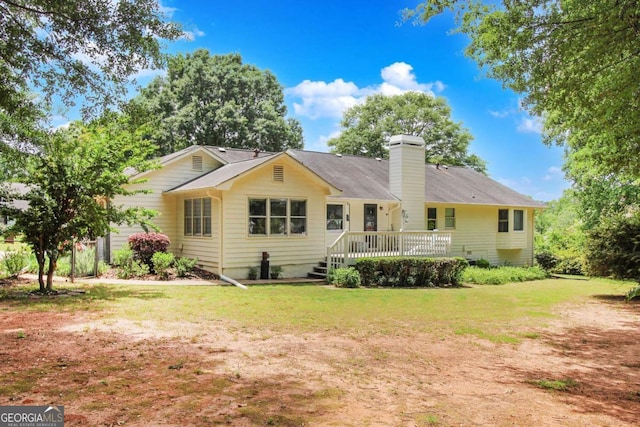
[462,265,548,285]
[0,276,633,425]
[530,378,579,392]
[0,241,28,252]
[1,277,633,343]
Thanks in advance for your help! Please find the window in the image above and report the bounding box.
[249,198,307,236]
[427,207,437,230]
[326,204,344,230]
[290,200,307,234]
[184,198,212,236]
[498,209,509,232]
[249,199,267,235]
[270,199,287,235]
[445,208,455,229]
[514,210,524,231]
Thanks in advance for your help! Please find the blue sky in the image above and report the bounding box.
[56,0,569,201]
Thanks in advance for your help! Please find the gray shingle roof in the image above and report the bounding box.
[164,146,545,208]
[289,150,545,208]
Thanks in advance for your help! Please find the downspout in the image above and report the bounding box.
[531,208,537,266]
[207,191,224,278]
[220,274,248,290]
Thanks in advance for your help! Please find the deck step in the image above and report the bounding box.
[307,260,328,280]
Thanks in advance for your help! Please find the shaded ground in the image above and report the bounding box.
[0,288,638,426]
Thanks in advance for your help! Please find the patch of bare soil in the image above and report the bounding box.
[0,296,638,426]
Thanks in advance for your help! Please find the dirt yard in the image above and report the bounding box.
[0,290,638,426]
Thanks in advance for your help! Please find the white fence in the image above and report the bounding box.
[327,231,452,272]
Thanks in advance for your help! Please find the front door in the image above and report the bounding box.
[364,204,377,231]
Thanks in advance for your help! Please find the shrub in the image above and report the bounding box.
[353,257,468,288]
[117,260,149,279]
[127,232,170,269]
[113,245,149,279]
[55,256,72,277]
[626,285,640,301]
[2,249,30,278]
[554,255,585,275]
[585,211,640,280]
[175,257,198,278]
[152,252,175,280]
[475,258,491,269]
[329,267,361,288]
[462,266,548,285]
[535,251,560,271]
[113,246,133,267]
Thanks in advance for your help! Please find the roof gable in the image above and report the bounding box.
[166,152,341,194]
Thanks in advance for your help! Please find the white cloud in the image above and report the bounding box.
[517,116,543,134]
[488,109,511,118]
[159,2,178,17]
[287,79,360,119]
[497,168,569,201]
[180,27,206,41]
[131,67,167,80]
[311,130,342,152]
[543,166,563,181]
[287,62,445,120]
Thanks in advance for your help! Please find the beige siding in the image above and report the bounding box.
[389,137,426,230]
[424,203,536,266]
[172,192,220,272]
[220,158,332,279]
[109,152,222,261]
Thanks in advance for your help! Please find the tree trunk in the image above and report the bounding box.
[36,235,45,292]
[35,252,46,292]
[46,250,58,291]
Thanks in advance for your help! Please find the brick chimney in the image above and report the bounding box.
[389,135,426,230]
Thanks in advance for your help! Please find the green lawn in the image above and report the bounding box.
[4,277,630,343]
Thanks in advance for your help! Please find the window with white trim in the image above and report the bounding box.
[514,209,524,231]
[498,209,509,232]
[184,197,212,236]
[427,207,437,230]
[248,198,307,236]
[445,208,455,229]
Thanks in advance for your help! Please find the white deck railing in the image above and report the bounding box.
[327,231,452,272]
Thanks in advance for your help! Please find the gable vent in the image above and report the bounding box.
[192,155,203,171]
[273,165,284,182]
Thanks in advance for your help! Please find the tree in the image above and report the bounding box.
[585,209,640,284]
[129,50,304,156]
[0,0,182,148]
[327,92,486,173]
[534,189,586,274]
[404,0,640,181]
[0,120,158,291]
[404,1,640,285]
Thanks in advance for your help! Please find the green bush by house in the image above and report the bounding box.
[353,257,468,288]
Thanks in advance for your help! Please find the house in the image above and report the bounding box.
[109,135,546,279]
[0,183,29,243]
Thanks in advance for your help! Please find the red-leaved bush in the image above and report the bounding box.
[127,232,171,268]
